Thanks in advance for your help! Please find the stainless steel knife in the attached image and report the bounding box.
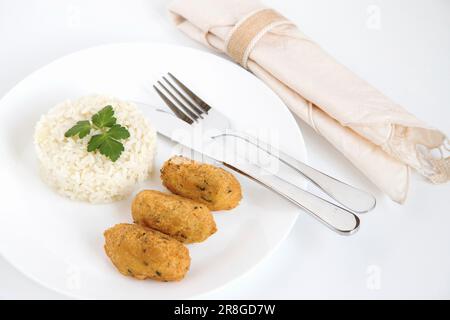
[139,104,360,235]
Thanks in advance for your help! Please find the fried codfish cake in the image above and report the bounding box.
[104,223,190,281]
[132,190,217,243]
[160,156,242,211]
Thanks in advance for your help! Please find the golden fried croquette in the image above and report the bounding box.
[104,223,190,282]
[160,156,242,211]
[132,190,217,243]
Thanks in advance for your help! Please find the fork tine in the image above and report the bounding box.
[162,76,204,118]
[157,80,199,122]
[168,73,211,112]
[153,85,194,125]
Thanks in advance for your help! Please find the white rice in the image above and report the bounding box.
[34,95,157,203]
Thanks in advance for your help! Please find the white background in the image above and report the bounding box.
[0,0,449,299]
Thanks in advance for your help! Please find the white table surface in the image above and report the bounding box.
[1,0,449,300]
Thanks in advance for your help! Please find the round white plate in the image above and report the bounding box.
[0,43,306,299]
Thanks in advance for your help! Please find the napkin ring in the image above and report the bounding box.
[225,8,294,68]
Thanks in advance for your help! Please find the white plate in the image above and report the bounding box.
[0,43,306,299]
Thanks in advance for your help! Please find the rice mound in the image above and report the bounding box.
[34,95,157,203]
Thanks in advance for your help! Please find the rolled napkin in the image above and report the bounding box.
[168,0,449,203]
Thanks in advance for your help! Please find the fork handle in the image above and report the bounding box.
[214,132,376,213]
[223,160,360,235]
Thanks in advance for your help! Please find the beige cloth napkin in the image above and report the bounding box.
[168,0,449,203]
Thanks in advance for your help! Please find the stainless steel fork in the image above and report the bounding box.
[154,73,376,213]
[149,74,367,235]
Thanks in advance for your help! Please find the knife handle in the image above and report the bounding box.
[214,132,376,213]
[223,160,360,235]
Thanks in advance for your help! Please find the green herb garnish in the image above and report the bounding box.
[64,120,92,139]
[91,105,117,128]
[64,105,130,162]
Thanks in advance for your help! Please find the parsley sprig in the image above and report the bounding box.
[65,106,130,162]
